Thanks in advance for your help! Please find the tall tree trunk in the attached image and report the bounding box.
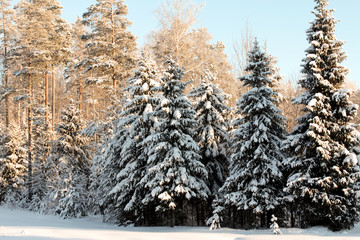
[4,51,9,128]
[45,71,49,124]
[51,69,55,130]
[27,60,33,201]
[79,74,82,112]
[111,4,116,90]
[2,9,9,129]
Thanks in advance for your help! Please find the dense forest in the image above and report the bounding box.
[0,0,359,232]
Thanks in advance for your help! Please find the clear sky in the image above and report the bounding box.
[16,0,360,87]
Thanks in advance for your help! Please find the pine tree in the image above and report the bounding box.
[45,102,91,218]
[13,0,53,201]
[65,16,89,114]
[0,124,27,204]
[0,0,16,129]
[45,0,72,130]
[283,0,360,230]
[220,39,286,228]
[189,69,230,196]
[139,59,209,226]
[80,0,137,109]
[12,0,71,200]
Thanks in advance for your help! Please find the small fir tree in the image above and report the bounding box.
[283,0,360,230]
[29,107,54,211]
[0,124,27,204]
[220,39,286,228]
[270,215,281,235]
[45,102,91,218]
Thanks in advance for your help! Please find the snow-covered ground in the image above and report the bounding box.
[0,206,360,240]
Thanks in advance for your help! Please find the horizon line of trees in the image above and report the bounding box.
[0,0,359,232]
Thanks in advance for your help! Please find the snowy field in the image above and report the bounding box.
[1,206,360,240]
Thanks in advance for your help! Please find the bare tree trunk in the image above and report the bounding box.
[2,8,9,129]
[111,3,116,91]
[27,60,33,201]
[232,21,254,77]
[4,57,9,128]
[17,101,21,127]
[79,74,82,112]
[51,69,55,130]
[45,71,49,124]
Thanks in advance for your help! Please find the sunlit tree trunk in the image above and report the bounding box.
[27,58,33,200]
[52,69,55,130]
[45,71,49,124]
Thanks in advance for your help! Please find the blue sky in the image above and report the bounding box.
[21,0,360,87]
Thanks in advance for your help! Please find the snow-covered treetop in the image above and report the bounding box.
[119,53,161,129]
[300,0,348,96]
[161,58,188,100]
[240,39,272,89]
[82,0,130,29]
[81,0,137,87]
[123,53,161,100]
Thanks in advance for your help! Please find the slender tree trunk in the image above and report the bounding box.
[2,9,9,129]
[27,60,33,201]
[170,209,175,227]
[111,4,116,90]
[79,74,82,112]
[45,71,49,124]
[17,101,21,127]
[51,69,55,130]
[4,50,9,128]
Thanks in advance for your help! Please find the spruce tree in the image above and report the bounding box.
[45,102,91,218]
[139,59,209,226]
[220,39,286,228]
[29,107,54,211]
[0,124,27,204]
[189,69,231,196]
[283,0,360,230]
[101,54,161,224]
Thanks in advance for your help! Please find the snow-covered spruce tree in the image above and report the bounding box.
[28,107,54,211]
[94,124,128,221]
[0,124,27,205]
[283,0,360,231]
[100,54,161,224]
[220,39,286,229]
[139,59,209,226]
[45,102,91,218]
[189,69,231,197]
